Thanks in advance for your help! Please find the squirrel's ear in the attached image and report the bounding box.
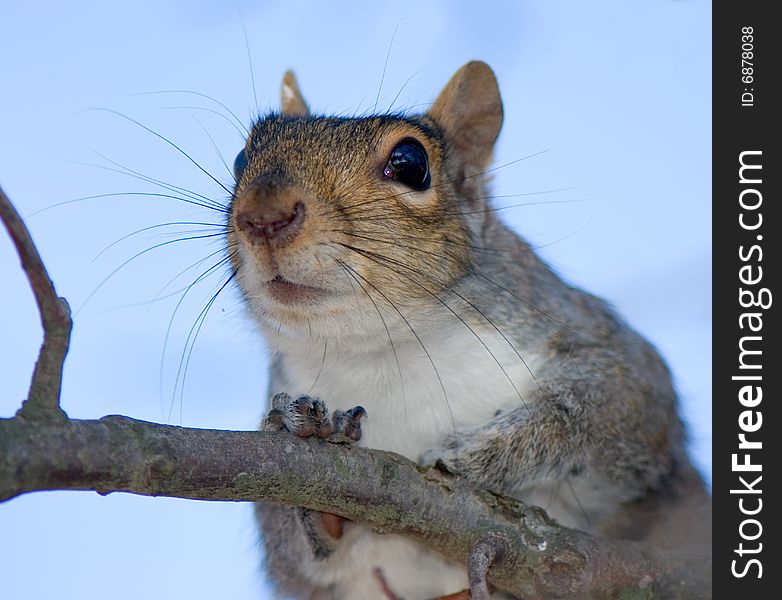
[428,61,503,169]
[280,70,309,116]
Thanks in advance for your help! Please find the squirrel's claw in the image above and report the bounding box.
[262,392,333,438]
[263,393,367,442]
[331,405,367,442]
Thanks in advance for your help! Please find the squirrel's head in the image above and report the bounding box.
[227,61,503,340]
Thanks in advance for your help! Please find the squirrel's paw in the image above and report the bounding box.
[419,436,468,476]
[263,392,367,442]
[330,405,367,442]
[262,392,333,438]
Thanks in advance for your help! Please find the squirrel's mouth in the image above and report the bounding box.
[264,276,330,305]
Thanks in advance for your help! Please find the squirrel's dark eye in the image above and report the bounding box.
[383,139,430,191]
[233,149,247,179]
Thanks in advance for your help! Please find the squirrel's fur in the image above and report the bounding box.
[226,62,711,600]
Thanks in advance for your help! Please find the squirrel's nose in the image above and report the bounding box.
[236,201,306,248]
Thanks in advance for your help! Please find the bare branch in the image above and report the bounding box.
[0,186,70,420]
[0,415,709,599]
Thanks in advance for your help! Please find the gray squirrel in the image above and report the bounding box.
[226,62,711,599]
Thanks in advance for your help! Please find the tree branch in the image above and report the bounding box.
[0,185,70,421]
[0,415,706,599]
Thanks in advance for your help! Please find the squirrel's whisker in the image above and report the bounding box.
[27,191,221,219]
[336,256,454,429]
[93,220,227,263]
[159,250,238,412]
[156,105,248,140]
[335,258,408,417]
[96,250,233,313]
[132,89,250,136]
[327,230,583,335]
[84,150,229,212]
[186,111,238,185]
[151,246,234,308]
[170,267,239,423]
[92,108,235,197]
[79,232,226,315]
[338,242,537,416]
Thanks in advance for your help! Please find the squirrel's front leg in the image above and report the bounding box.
[420,367,668,508]
[263,392,367,549]
[421,393,583,496]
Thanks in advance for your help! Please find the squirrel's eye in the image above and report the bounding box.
[234,149,247,179]
[383,139,430,191]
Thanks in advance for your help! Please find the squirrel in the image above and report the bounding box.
[226,62,711,599]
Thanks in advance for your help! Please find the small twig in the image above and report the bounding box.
[0,185,71,420]
[468,534,508,600]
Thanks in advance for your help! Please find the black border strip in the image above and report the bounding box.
[714,3,778,597]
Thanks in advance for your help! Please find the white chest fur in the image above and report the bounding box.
[266,319,542,599]
[270,319,544,462]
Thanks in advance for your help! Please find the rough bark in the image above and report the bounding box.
[0,415,704,599]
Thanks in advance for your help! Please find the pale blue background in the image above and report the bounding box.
[0,1,711,598]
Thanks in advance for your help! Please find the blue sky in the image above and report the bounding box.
[0,1,710,598]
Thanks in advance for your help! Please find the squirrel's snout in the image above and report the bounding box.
[236,200,306,249]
